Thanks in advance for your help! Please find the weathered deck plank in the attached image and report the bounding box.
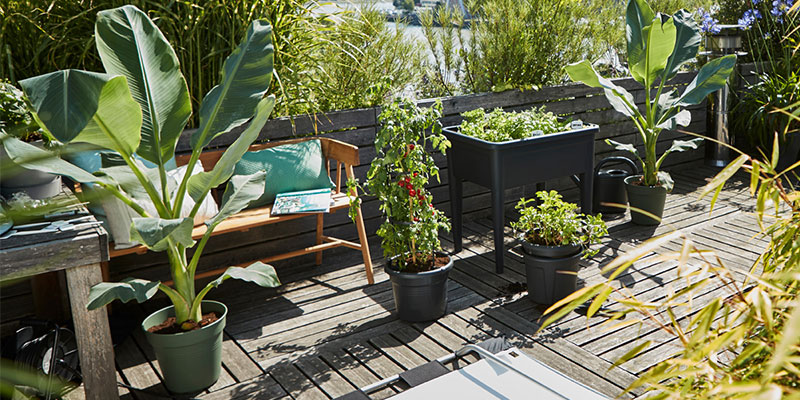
[106,165,763,399]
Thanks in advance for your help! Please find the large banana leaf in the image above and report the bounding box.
[87,278,159,310]
[678,55,737,106]
[187,96,275,202]
[663,10,701,81]
[633,16,676,85]
[130,217,195,252]
[191,20,274,150]
[0,135,101,184]
[95,5,191,166]
[626,0,655,84]
[19,70,141,155]
[565,61,638,118]
[210,171,267,231]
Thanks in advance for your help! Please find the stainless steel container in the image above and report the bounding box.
[703,25,744,167]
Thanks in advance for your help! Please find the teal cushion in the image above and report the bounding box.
[233,140,333,208]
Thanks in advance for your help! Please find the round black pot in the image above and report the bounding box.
[624,175,667,226]
[521,242,581,305]
[386,253,453,322]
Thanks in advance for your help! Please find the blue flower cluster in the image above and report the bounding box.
[738,0,794,29]
[738,8,763,28]
[699,7,722,33]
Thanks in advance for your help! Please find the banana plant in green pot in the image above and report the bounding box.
[2,6,280,394]
[565,0,737,225]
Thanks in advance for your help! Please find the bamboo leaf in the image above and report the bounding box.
[610,340,651,370]
[699,154,749,199]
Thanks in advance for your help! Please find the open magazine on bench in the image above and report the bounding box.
[271,188,333,215]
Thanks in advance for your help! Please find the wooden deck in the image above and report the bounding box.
[106,164,762,400]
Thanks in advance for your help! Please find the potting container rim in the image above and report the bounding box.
[385,253,454,277]
[520,240,584,251]
[624,175,669,190]
[442,124,598,147]
[142,300,227,336]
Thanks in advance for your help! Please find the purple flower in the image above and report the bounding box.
[699,9,722,33]
[771,0,793,16]
[738,8,763,29]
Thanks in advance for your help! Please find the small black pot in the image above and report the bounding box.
[521,242,581,305]
[386,253,453,322]
[624,175,667,226]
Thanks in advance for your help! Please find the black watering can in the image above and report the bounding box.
[593,156,638,214]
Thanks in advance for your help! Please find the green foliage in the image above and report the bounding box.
[458,107,569,143]
[542,140,800,397]
[0,81,48,143]
[0,1,425,123]
[360,98,451,270]
[2,6,280,326]
[566,0,735,189]
[510,190,607,257]
[421,0,623,96]
[733,71,800,155]
[314,6,424,112]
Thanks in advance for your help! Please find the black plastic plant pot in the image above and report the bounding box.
[443,124,598,274]
[624,175,667,226]
[521,242,582,305]
[386,253,453,322]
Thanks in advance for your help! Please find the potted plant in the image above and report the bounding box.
[356,97,452,322]
[2,6,280,394]
[0,81,61,199]
[441,106,598,272]
[565,0,737,225]
[511,190,607,305]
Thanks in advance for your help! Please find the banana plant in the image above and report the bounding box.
[565,0,737,190]
[0,5,280,326]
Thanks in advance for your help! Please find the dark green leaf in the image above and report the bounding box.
[191,20,274,150]
[96,5,191,165]
[1,135,100,183]
[678,55,736,106]
[130,217,194,251]
[208,262,280,290]
[87,278,159,310]
[625,0,655,84]
[210,171,266,230]
[663,10,701,81]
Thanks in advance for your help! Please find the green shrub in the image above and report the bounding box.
[458,107,568,143]
[732,71,800,155]
[314,6,425,112]
[421,0,626,96]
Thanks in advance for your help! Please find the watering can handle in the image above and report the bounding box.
[594,156,638,176]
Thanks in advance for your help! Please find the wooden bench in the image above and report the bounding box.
[105,137,374,284]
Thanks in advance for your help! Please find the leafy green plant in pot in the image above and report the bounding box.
[1,6,281,394]
[0,81,62,199]
[511,191,607,305]
[565,0,737,225]
[354,97,452,322]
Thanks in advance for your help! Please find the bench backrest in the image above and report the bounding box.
[175,137,359,194]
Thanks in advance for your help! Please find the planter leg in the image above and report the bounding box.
[491,179,505,274]
[449,167,463,253]
[580,170,593,214]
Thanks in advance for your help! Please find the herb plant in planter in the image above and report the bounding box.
[565,0,737,225]
[2,6,280,394]
[511,191,607,305]
[0,81,61,199]
[443,106,598,273]
[360,98,452,322]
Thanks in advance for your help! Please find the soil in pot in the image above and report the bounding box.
[401,253,451,273]
[624,175,667,226]
[147,311,221,334]
[387,253,453,322]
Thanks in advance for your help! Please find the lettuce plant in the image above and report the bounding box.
[458,107,569,143]
[511,190,608,257]
[0,5,280,327]
[566,0,737,190]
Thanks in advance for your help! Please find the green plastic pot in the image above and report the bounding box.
[625,175,667,226]
[142,300,227,394]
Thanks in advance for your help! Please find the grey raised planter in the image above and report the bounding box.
[443,124,598,273]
